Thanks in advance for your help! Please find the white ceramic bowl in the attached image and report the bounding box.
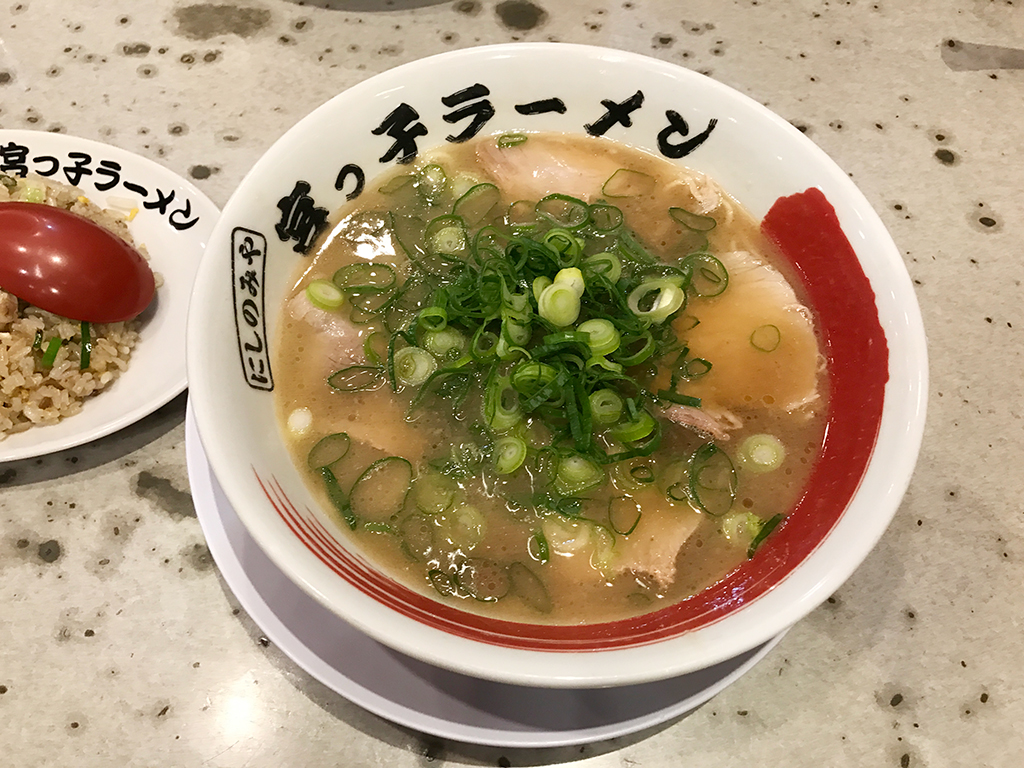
[187,43,927,688]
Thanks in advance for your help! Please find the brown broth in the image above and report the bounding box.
[274,133,828,625]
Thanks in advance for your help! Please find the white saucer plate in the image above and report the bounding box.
[0,130,219,462]
[185,403,785,748]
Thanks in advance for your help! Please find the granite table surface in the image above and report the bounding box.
[1,1,1022,766]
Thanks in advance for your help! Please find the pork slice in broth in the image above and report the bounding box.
[680,250,821,417]
[662,403,743,442]
[287,293,364,374]
[476,138,622,203]
[662,174,721,215]
[287,294,428,461]
[544,489,702,591]
[339,388,429,462]
[611,489,703,589]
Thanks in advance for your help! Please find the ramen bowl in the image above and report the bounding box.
[187,43,927,688]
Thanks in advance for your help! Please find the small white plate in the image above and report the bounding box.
[0,130,219,462]
[185,403,784,748]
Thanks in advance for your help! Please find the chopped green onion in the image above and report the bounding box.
[79,322,91,370]
[589,203,624,232]
[306,279,345,310]
[537,330,588,350]
[528,530,550,564]
[23,182,46,203]
[541,515,589,559]
[554,454,605,496]
[538,282,581,327]
[439,503,486,549]
[328,365,387,392]
[511,361,559,395]
[688,442,738,516]
[418,164,448,202]
[398,513,434,559]
[589,388,624,425]
[608,495,642,536]
[532,275,552,302]
[684,357,712,378]
[683,252,729,297]
[307,432,351,470]
[453,183,501,225]
[40,337,62,367]
[676,314,701,332]
[379,173,417,195]
[417,305,448,332]
[609,410,656,442]
[508,561,553,613]
[612,458,654,490]
[613,331,656,366]
[721,511,762,542]
[493,436,528,474]
[349,457,413,522]
[656,390,703,407]
[425,215,468,256]
[748,513,784,557]
[320,465,356,530]
[553,266,585,297]
[412,471,457,514]
[589,523,617,575]
[628,279,686,323]
[750,324,782,352]
[449,172,485,200]
[629,464,655,484]
[583,252,622,283]
[659,459,690,504]
[363,331,388,365]
[577,318,620,356]
[406,368,474,420]
[542,228,584,262]
[601,168,655,198]
[393,347,438,387]
[484,373,523,432]
[536,194,589,230]
[471,325,499,360]
[457,558,510,602]
[564,378,592,452]
[585,354,623,373]
[422,327,466,358]
[428,569,460,597]
[669,206,717,232]
[738,434,786,473]
[497,132,528,148]
[333,263,396,294]
[507,199,537,229]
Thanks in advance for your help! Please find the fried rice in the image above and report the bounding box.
[0,173,147,437]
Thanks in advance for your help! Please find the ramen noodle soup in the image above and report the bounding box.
[0,173,145,438]
[274,133,827,624]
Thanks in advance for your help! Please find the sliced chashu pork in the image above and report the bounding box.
[543,488,703,591]
[678,249,821,416]
[476,136,622,203]
[609,488,703,589]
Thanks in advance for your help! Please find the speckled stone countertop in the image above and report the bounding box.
[1,1,1022,766]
